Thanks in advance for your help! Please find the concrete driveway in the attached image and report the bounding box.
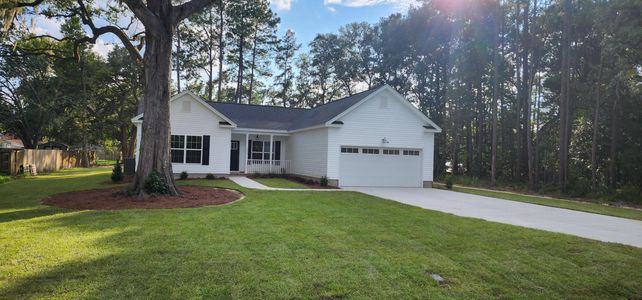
[346,187,642,248]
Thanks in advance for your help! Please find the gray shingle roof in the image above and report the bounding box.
[206,85,383,131]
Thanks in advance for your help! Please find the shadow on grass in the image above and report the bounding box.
[0,207,68,223]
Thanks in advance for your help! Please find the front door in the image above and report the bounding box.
[230,141,240,171]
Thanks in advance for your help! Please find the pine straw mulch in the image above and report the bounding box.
[41,186,243,210]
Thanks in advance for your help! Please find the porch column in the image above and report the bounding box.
[245,133,249,174]
[269,134,274,173]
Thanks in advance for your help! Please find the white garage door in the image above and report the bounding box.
[339,147,422,187]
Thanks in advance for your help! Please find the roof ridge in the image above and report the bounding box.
[310,84,385,110]
[206,101,309,110]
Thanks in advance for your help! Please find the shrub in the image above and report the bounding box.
[205,173,215,180]
[180,171,188,180]
[144,171,169,194]
[445,176,453,190]
[320,176,329,187]
[111,161,124,182]
[615,184,642,205]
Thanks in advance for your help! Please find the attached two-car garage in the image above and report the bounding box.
[339,146,422,187]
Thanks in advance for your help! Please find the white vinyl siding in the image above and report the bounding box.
[169,93,231,174]
[287,127,328,178]
[326,89,435,186]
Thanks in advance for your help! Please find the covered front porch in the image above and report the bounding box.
[231,131,290,174]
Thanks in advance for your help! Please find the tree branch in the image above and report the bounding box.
[76,0,142,61]
[172,0,218,24]
[119,0,162,36]
[0,0,44,8]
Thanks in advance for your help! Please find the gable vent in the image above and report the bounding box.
[380,97,389,109]
[181,100,191,112]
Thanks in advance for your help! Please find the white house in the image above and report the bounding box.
[132,84,441,188]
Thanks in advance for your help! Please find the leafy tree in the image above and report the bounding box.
[274,29,300,107]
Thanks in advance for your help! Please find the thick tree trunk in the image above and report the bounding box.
[207,9,214,102]
[132,26,179,196]
[248,31,257,103]
[236,34,244,104]
[590,61,603,194]
[521,0,534,189]
[475,80,484,177]
[608,80,620,190]
[491,0,501,186]
[176,25,182,93]
[559,0,572,192]
[217,0,225,102]
[534,74,542,186]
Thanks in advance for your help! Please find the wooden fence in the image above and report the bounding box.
[0,149,96,175]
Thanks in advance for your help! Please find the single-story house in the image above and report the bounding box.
[132,84,441,188]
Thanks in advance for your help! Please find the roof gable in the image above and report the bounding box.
[132,85,441,133]
[131,91,237,127]
[325,85,442,133]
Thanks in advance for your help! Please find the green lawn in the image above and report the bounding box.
[95,159,117,166]
[1,169,641,298]
[435,183,642,221]
[252,177,310,189]
[0,175,10,184]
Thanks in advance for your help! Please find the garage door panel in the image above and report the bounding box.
[340,148,421,187]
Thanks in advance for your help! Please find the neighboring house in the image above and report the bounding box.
[38,141,70,151]
[132,84,441,187]
[0,133,24,150]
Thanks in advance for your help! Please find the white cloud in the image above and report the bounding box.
[271,0,292,11]
[91,39,114,59]
[324,0,419,11]
[327,6,337,13]
[29,16,63,38]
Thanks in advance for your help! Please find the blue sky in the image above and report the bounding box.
[28,0,417,58]
[271,0,416,51]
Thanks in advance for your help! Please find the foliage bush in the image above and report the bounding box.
[111,161,124,182]
[0,175,11,184]
[144,171,169,195]
[320,176,329,187]
[445,176,453,190]
[180,171,188,180]
[205,173,215,180]
[615,184,642,205]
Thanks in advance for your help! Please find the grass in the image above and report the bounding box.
[95,160,117,166]
[0,169,641,298]
[0,175,10,184]
[435,183,642,221]
[252,177,310,189]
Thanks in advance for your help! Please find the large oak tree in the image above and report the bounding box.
[2,0,219,195]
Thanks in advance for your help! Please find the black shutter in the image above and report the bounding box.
[274,141,281,160]
[202,135,210,165]
[247,140,252,159]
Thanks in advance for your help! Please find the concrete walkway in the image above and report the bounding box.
[346,187,642,248]
[228,176,339,191]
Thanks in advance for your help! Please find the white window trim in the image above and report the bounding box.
[251,140,275,160]
[171,135,203,164]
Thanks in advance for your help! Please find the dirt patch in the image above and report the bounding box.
[42,186,243,210]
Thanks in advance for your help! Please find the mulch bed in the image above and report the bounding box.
[42,186,243,210]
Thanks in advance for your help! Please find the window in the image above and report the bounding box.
[171,135,185,163]
[362,148,380,154]
[185,136,202,163]
[231,141,239,150]
[170,135,202,164]
[383,149,400,155]
[403,150,420,156]
[251,141,273,160]
[341,147,359,153]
